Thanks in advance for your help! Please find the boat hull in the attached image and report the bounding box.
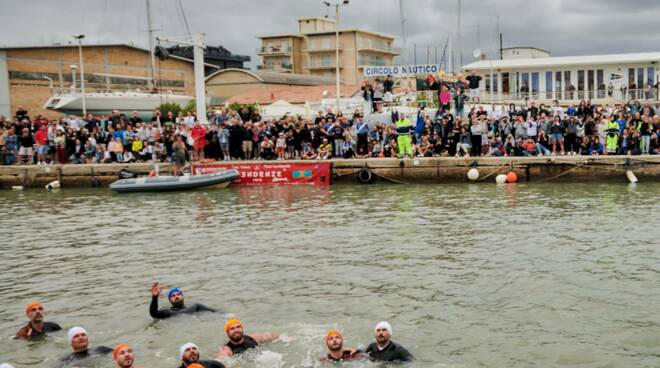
[109,169,239,193]
[45,92,194,117]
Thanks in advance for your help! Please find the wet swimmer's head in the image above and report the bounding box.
[25,303,45,323]
[68,327,89,353]
[180,342,200,365]
[113,343,134,368]
[225,319,244,342]
[326,330,343,352]
[168,288,184,307]
[375,321,392,345]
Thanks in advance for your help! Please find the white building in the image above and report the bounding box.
[463,51,660,104]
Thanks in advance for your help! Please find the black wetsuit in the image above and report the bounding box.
[365,341,414,362]
[320,350,363,363]
[177,360,225,368]
[15,322,62,339]
[59,346,113,366]
[226,335,258,355]
[149,295,215,319]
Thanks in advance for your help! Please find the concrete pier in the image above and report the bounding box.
[1,156,659,188]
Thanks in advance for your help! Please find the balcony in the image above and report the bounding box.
[258,64,293,71]
[257,45,292,55]
[303,60,342,70]
[357,43,401,55]
[303,43,343,53]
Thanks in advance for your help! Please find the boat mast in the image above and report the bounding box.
[399,0,407,64]
[146,0,157,92]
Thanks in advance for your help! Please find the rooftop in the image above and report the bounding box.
[464,51,660,70]
[225,84,360,105]
[0,42,221,69]
[206,68,336,86]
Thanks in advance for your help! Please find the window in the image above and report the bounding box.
[628,68,635,88]
[492,73,498,94]
[555,71,562,99]
[587,70,594,99]
[546,71,553,99]
[578,70,584,99]
[521,72,529,97]
[597,69,604,98]
[502,72,510,96]
[321,54,332,66]
[485,74,491,92]
[637,67,644,98]
[647,67,656,86]
[531,72,539,98]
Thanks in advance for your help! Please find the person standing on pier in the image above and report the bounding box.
[395,114,414,158]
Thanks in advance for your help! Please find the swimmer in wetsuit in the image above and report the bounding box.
[59,327,112,367]
[178,343,225,368]
[149,282,215,319]
[216,319,279,359]
[15,303,62,339]
[365,321,414,362]
[113,343,140,368]
[320,330,363,364]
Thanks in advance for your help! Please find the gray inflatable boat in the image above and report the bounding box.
[110,169,239,193]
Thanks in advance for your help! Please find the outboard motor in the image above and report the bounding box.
[119,168,138,179]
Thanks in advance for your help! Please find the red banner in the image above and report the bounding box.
[192,162,331,186]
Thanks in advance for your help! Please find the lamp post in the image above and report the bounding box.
[324,0,349,115]
[73,34,87,116]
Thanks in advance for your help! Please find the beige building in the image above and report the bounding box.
[257,17,400,86]
[0,44,199,119]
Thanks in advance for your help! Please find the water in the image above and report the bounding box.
[1,183,659,368]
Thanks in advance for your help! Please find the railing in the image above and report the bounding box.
[304,60,339,69]
[256,45,292,54]
[303,43,343,52]
[458,88,659,104]
[257,64,293,71]
[357,42,401,54]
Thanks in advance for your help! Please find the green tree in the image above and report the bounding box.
[158,102,182,117]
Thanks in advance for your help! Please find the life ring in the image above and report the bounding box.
[357,168,374,184]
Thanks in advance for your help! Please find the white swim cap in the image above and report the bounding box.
[180,342,198,360]
[67,326,88,345]
[375,321,393,336]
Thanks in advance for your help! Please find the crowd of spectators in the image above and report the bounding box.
[0,95,659,166]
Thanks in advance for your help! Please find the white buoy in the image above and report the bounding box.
[45,180,60,190]
[467,168,480,181]
[626,170,638,184]
[495,174,507,184]
[12,185,23,190]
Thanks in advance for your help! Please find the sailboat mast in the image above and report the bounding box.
[146,0,157,91]
[399,0,407,64]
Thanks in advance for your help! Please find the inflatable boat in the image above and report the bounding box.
[110,169,239,193]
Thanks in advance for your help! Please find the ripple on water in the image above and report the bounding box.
[0,183,659,367]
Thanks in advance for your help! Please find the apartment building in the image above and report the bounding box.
[257,17,399,85]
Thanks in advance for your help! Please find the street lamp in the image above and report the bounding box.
[323,0,349,115]
[73,34,87,116]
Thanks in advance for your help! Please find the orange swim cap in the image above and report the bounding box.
[25,303,43,315]
[188,364,204,368]
[326,329,342,341]
[113,343,130,360]
[224,319,242,334]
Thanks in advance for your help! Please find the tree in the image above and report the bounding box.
[158,102,182,118]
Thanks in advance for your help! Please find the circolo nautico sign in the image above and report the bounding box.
[363,64,439,77]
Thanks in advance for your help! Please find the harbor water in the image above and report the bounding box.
[1,183,659,367]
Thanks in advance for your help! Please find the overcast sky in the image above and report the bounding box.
[1,0,659,70]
